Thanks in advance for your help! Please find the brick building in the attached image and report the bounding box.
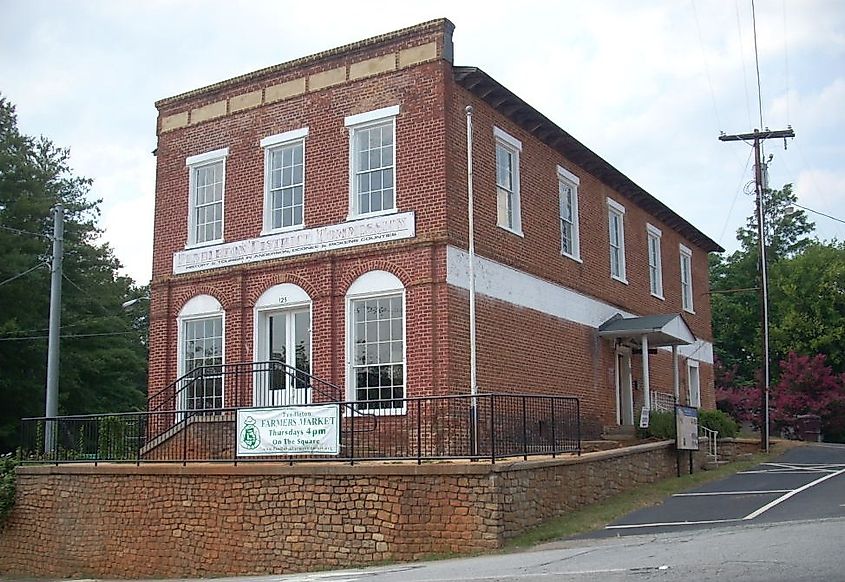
[149,18,722,436]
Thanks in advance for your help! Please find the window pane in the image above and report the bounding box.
[351,294,404,409]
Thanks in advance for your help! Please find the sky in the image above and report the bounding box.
[2,0,843,284]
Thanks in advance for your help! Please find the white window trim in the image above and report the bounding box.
[607,197,627,284]
[646,223,664,300]
[494,127,523,236]
[186,148,229,249]
[345,271,407,416]
[558,165,581,262]
[176,295,225,411]
[680,243,695,313]
[345,106,400,221]
[688,360,701,408]
[260,127,309,235]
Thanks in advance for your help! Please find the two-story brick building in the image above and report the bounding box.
[149,18,722,436]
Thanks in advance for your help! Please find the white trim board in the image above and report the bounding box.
[445,246,713,364]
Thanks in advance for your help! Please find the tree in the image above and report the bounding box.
[769,242,845,373]
[0,96,147,453]
[771,352,845,442]
[709,183,816,386]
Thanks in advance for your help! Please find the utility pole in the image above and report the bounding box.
[719,127,794,453]
[45,204,64,456]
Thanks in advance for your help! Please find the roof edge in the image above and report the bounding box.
[454,66,724,253]
[156,18,455,109]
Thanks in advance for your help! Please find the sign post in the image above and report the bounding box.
[675,405,699,475]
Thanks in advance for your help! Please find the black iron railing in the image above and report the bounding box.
[147,360,344,412]
[20,393,580,465]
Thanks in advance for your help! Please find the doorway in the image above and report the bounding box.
[616,349,634,426]
[255,308,311,406]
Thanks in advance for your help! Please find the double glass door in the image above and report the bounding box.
[256,309,311,406]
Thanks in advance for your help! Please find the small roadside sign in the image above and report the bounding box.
[676,405,699,450]
[639,407,650,429]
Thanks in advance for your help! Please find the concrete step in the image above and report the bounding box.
[602,425,638,441]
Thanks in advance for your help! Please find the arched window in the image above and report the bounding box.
[177,294,224,411]
[346,271,405,412]
[253,283,312,407]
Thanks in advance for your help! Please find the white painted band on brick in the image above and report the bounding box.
[446,245,714,363]
[493,126,522,151]
[344,105,400,127]
[260,127,309,148]
[185,147,229,167]
[556,164,580,185]
[607,197,626,214]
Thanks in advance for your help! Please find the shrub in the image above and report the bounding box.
[0,454,16,528]
[699,409,739,438]
[640,411,675,440]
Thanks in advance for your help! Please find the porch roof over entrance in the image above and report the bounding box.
[598,313,695,347]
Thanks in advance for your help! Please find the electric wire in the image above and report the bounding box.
[751,0,765,130]
[782,0,791,125]
[0,261,48,288]
[735,0,755,128]
[0,330,138,342]
[0,224,51,240]
[717,148,755,246]
[691,0,723,130]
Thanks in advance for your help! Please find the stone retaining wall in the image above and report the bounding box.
[1,441,706,579]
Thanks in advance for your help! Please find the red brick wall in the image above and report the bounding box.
[149,243,451,404]
[443,81,714,344]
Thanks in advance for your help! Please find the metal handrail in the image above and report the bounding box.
[700,426,718,462]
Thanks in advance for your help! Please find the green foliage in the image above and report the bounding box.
[698,409,738,438]
[0,455,17,528]
[710,184,845,388]
[97,416,139,460]
[0,95,148,454]
[640,411,676,440]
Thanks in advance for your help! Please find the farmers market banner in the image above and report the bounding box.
[236,404,340,456]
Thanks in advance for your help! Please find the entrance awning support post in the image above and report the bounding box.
[641,334,651,411]
[672,345,680,404]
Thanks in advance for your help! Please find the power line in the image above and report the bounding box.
[734,0,754,128]
[690,0,723,130]
[751,0,765,130]
[0,261,48,287]
[0,224,51,240]
[0,330,139,342]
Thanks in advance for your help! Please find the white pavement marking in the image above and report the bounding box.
[743,466,845,520]
[673,490,791,497]
[605,518,740,530]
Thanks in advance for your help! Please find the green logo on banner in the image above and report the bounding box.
[240,416,260,450]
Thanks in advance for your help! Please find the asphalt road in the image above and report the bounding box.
[591,441,845,537]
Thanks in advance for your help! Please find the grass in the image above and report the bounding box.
[505,451,773,549]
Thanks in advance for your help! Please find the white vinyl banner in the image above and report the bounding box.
[236,405,341,456]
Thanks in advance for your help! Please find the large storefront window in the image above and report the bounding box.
[178,295,224,411]
[351,295,404,410]
[346,271,405,412]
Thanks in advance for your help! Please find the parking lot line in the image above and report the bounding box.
[742,467,845,520]
[605,518,741,530]
[673,490,791,497]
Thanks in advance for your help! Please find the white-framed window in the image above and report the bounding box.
[345,105,399,219]
[494,127,523,235]
[558,165,581,261]
[607,198,627,282]
[177,294,225,411]
[688,360,701,408]
[680,243,694,312]
[646,224,664,299]
[261,128,308,233]
[346,270,405,413]
[186,148,228,247]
